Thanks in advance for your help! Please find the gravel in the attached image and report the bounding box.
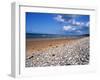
[25,37,89,67]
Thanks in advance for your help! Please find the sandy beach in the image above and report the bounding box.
[26,38,79,56]
[26,37,89,67]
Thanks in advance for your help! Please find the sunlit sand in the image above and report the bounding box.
[26,37,89,67]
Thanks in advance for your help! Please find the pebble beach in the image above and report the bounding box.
[26,37,89,67]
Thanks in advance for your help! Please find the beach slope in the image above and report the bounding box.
[26,37,89,67]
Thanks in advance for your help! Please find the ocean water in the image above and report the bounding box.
[26,33,89,39]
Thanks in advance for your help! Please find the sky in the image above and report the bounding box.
[26,12,90,35]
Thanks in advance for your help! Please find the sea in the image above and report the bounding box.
[26,33,89,39]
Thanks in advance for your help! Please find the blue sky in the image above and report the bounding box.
[26,12,89,35]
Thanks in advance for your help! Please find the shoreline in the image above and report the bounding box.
[26,36,87,41]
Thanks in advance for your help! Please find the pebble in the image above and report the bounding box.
[26,37,89,67]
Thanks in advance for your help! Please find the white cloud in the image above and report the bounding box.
[63,25,73,31]
[54,15,89,28]
[80,22,85,26]
[76,22,81,25]
[71,19,82,26]
[71,27,76,31]
[86,22,89,27]
[72,19,88,27]
[72,19,76,24]
[54,15,65,22]
[76,30,82,33]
